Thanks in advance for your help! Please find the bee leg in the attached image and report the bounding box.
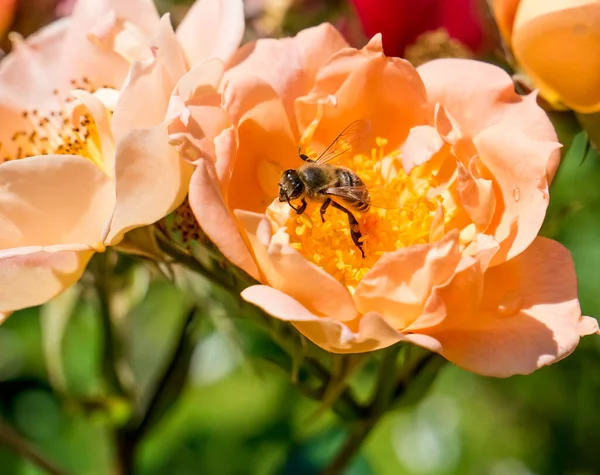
[319,198,331,223]
[286,197,307,215]
[296,198,308,215]
[298,147,313,162]
[330,201,365,259]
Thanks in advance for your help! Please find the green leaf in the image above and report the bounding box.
[563,129,593,165]
[576,111,600,154]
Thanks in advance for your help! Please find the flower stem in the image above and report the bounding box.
[92,253,127,397]
[321,347,443,475]
[0,419,67,475]
[321,416,379,475]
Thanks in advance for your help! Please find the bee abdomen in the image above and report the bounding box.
[336,168,370,212]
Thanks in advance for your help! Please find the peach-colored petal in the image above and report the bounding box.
[456,158,496,232]
[241,285,403,353]
[222,76,297,214]
[475,119,559,264]
[225,23,348,132]
[105,124,193,245]
[70,89,116,177]
[111,15,187,141]
[401,125,445,174]
[188,160,260,280]
[0,21,69,112]
[578,315,600,336]
[417,59,524,138]
[226,38,302,129]
[0,248,94,314]
[176,0,244,67]
[0,155,114,250]
[291,23,350,92]
[353,232,461,329]
[60,0,160,89]
[167,59,230,163]
[236,210,358,322]
[295,35,428,151]
[416,237,593,377]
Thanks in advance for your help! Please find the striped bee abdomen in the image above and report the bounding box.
[334,168,371,212]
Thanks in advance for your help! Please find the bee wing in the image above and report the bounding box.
[314,120,371,165]
[325,185,402,210]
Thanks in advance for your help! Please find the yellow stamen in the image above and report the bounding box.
[286,138,453,291]
[2,78,111,171]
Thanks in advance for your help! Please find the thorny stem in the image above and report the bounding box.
[0,419,68,475]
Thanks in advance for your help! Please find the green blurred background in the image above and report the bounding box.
[1,1,600,474]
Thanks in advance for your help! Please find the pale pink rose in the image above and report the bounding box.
[0,0,245,319]
[168,24,599,377]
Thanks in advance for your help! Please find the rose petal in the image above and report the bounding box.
[417,59,524,138]
[296,34,428,151]
[188,160,260,280]
[456,158,496,232]
[0,155,114,250]
[353,232,461,329]
[241,285,403,352]
[60,0,161,89]
[235,210,358,322]
[70,89,116,177]
[176,0,244,67]
[111,15,187,141]
[0,248,93,314]
[104,124,193,245]
[493,0,521,43]
[222,76,297,214]
[401,125,446,174]
[512,0,600,112]
[0,21,69,112]
[225,24,347,132]
[415,237,595,377]
[167,59,230,163]
[474,119,559,264]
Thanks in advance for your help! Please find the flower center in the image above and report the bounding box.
[286,138,448,291]
[1,77,110,170]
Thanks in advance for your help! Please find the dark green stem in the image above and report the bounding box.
[134,307,197,437]
[321,346,439,475]
[93,253,127,397]
[0,419,68,475]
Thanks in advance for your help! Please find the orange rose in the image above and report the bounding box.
[168,25,598,377]
[494,0,600,113]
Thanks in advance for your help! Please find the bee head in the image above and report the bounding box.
[278,169,304,202]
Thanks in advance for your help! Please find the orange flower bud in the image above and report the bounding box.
[494,0,600,113]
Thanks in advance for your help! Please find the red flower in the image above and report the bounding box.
[350,0,486,57]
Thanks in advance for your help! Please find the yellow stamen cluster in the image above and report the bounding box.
[287,138,445,291]
[0,77,108,168]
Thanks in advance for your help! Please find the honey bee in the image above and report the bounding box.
[278,120,376,258]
